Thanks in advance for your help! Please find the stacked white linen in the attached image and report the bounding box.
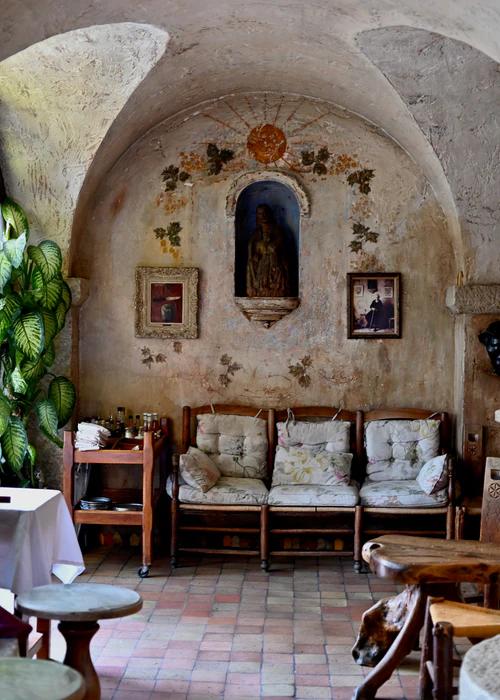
[75,422,111,450]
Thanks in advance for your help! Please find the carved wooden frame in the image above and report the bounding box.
[135,266,198,339]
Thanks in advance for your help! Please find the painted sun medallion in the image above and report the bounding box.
[247,123,287,164]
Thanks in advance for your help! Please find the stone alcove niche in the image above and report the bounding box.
[227,171,310,328]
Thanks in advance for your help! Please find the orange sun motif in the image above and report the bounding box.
[247,124,287,164]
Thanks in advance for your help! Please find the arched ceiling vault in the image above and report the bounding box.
[0,1,499,281]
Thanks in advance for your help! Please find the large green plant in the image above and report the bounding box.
[0,197,75,487]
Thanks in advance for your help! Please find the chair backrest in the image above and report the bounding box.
[274,406,363,481]
[361,409,450,482]
[480,457,500,544]
[182,405,275,481]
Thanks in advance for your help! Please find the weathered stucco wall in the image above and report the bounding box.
[78,93,455,450]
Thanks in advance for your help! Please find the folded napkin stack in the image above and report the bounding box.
[75,422,111,451]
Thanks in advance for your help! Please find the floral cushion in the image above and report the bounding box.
[179,446,220,492]
[416,454,448,495]
[277,419,350,453]
[365,419,441,481]
[272,445,352,486]
[359,479,448,507]
[268,483,359,507]
[167,475,268,505]
[196,414,268,479]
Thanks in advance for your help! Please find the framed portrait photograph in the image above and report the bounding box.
[135,266,199,339]
[347,272,401,339]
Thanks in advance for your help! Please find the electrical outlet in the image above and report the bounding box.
[463,423,484,464]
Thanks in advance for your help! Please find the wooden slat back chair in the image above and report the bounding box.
[170,404,275,567]
[265,406,364,571]
[359,409,455,544]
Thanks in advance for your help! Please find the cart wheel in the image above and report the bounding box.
[138,565,150,578]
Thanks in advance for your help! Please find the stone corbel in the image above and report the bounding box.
[66,277,90,308]
[446,284,500,315]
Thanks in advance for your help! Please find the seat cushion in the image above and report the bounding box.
[196,413,268,478]
[272,445,352,486]
[277,419,350,453]
[268,483,359,507]
[365,419,441,481]
[359,479,448,507]
[167,475,268,505]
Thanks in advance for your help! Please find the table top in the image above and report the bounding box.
[0,657,84,700]
[362,535,500,584]
[460,634,500,699]
[16,583,143,621]
[0,487,84,594]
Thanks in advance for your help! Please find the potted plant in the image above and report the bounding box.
[0,195,75,487]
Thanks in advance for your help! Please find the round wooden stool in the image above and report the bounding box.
[0,657,85,700]
[15,583,142,700]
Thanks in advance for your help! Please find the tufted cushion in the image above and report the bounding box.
[416,454,448,495]
[268,483,359,507]
[365,419,441,481]
[359,479,448,507]
[167,475,268,505]
[277,419,350,453]
[196,414,268,478]
[272,446,352,486]
[179,447,220,492]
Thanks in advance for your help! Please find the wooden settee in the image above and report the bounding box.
[168,405,455,571]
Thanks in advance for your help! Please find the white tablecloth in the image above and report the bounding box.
[0,488,84,594]
[459,634,500,699]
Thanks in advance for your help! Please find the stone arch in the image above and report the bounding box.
[226,170,310,219]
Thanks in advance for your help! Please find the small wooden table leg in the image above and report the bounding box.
[59,620,100,700]
[36,618,50,659]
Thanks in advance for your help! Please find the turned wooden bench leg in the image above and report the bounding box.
[260,505,269,571]
[170,498,178,568]
[432,621,454,700]
[455,505,465,540]
[354,505,363,572]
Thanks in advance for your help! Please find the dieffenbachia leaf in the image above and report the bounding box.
[0,252,12,294]
[4,232,26,269]
[32,269,63,310]
[1,198,29,239]
[12,311,45,360]
[28,240,62,281]
[11,366,28,395]
[48,376,76,427]
[36,399,62,447]
[1,416,28,472]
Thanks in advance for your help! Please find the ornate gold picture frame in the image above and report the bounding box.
[135,266,199,339]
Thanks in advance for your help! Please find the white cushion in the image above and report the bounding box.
[179,446,220,492]
[268,483,359,507]
[167,475,268,505]
[360,479,448,507]
[272,445,352,486]
[416,454,448,495]
[365,419,441,481]
[196,413,268,479]
[277,419,350,453]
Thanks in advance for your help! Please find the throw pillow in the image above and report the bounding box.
[416,454,448,495]
[272,445,353,487]
[179,446,221,492]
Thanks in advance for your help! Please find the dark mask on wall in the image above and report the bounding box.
[479,320,500,376]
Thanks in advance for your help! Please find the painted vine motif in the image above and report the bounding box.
[218,354,242,387]
[349,222,379,253]
[288,355,313,388]
[141,347,167,369]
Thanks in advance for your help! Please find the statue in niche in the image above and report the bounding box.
[479,320,500,376]
[246,204,292,297]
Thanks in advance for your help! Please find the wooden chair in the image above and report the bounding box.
[0,607,32,657]
[419,597,500,699]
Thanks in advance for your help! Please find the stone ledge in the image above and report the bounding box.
[446,285,500,315]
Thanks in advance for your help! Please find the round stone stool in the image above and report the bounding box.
[0,657,85,700]
[15,583,142,700]
[460,634,500,699]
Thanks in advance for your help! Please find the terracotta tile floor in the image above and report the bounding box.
[49,548,431,699]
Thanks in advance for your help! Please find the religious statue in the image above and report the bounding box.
[246,204,292,297]
[479,320,500,375]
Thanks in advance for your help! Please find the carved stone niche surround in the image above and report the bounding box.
[226,171,310,328]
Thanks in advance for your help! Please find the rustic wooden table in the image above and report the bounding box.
[353,534,500,700]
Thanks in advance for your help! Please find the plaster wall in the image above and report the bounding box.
[78,94,455,453]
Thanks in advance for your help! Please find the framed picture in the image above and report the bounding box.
[347,272,401,339]
[135,266,199,339]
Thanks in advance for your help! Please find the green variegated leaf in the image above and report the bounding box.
[28,240,62,281]
[36,399,63,447]
[32,269,63,310]
[41,309,58,346]
[27,443,36,467]
[13,311,44,360]
[20,356,46,383]
[11,366,28,395]
[0,252,12,294]
[4,232,26,269]
[1,417,28,472]
[61,281,72,310]
[2,198,29,238]
[43,342,55,367]
[55,301,67,332]
[0,293,21,343]
[0,395,11,438]
[49,376,76,427]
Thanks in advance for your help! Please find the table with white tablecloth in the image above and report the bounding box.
[460,634,500,699]
[0,488,84,595]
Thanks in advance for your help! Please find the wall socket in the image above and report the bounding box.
[463,423,484,465]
